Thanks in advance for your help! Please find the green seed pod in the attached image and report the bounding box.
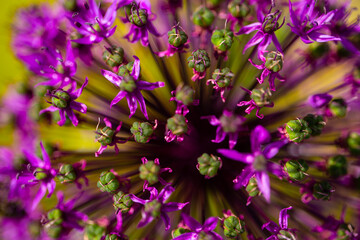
[285,119,312,143]
[193,6,215,28]
[329,98,347,118]
[336,223,356,240]
[284,159,309,181]
[250,88,272,107]
[172,227,191,238]
[85,223,106,240]
[129,8,148,27]
[34,167,48,180]
[139,160,161,184]
[52,90,71,109]
[197,153,222,178]
[118,61,138,77]
[313,181,333,201]
[223,215,245,238]
[211,29,234,52]
[119,76,137,92]
[246,177,260,197]
[175,85,195,105]
[278,230,296,240]
[113,191,133,213]
[144,199,162,218]
[47,209,63,225]
[130,122,154,143]
[103,47,124,67]
[95,126,115,146]
[45,224,63,239]
[168,28,188,47]
[167,114,188,136]
[262,13,280,33]
[211,68,234,88]
[347,132,360,156]
[97,171,120,193]
[328,155,347,178]
[57,164,77,183]
[187,50,211,73]
[308,42,330,59]
[265,51,283,72]
[303,114,325,136]
[228,0,251,18]
[105,234,124,240]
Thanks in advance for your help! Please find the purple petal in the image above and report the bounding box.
[103,0,118,25]
[146,21,162,37]
[39,106,58,115]
[134,90,148,119]
[162,202,189,212]
[262,221,280,234]
[308,93,333,108]
[172,232,198,240]
[73,77,88,99]
[65,109,79,126]
[212,127,226,143]
[271,33,283,53]
[70,101,87,113]
[181,213,202,232]
[137,80,165,90]
[126,95,138,118]
[209,232,224,240]
[218,149,254,164]
[251,125,270,153]
[104,118,112,128]
[110,91,127,108]
[158,185,175,203]
[39,142,50,167]
[46,180,56,197]
[102,69,122,87]
[202,115,220,126]
[308,30,341,42]
[138,211,154,228]
[263,140,287,159]
[234,166,254,189]
[256,171,271,202]
[31,184,47,211]
[129,194,147,205]
[203,217,218,231]
[58,109,66,126]
[279,206,292,229]
[161,212,171,231]
[288,0,300,27]
[23,150,42,168]
[228,133,238,149]
[131,56,141,80]
[243,31,265,53]
[237,22,262,35]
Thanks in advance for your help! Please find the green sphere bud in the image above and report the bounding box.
[284,159,309,181]
[118,61,138,77]
[97,171,120,193]
[197,153,222,178]
[262,13,280,33]
[246,177,260,197]
[347,132,360,156]
[303,114,325,136]
[336,223,356,240]
[211,29,234,52]
[313,181,333,200]
[144,199,162,218]
[250,88,272,107]
[329,98,347,118]
[131,122,154,143]
[168,28,188,47]
[211,68,233,88]
[119,76,137,92]
[129,8,148,27]
[193,6,215,28]
[105,234,123,240]
[223,215,245,238]
[286,119,312,143]
[167,114,188,136]
[52,90,71,109]
[172,228,191,238]
[219,112,242,133]
[113,191,133,213]
[95,126,115,146]
[139,160,160,184]
[228,0,251,18]
[48,209,63,225]
[85,223,106,240]
[58,164,76,183]
[103,47,124,67]
[175,85,195,105]
[328,155,347,178]
[45,225,63,239]
[34,167,48,180]
[187,50,211,73]
[265,51,283,72]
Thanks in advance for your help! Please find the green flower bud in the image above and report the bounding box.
[129,8,148,27]
[208,0,222,7]
[118,61,138,77]
[250,88,272,107]
[172,227,191,238]
[63,0,77,12]
[219,112,242,133]
[329,98,347,118]
[144,199,162,218]
[328,155,347,178]
[228,0,251,18]
[284,159,309,181]
[262,13,280,33]
[303,114,325,136]
[45,209,64,238]
[211,29,234,52]
[97,171,120,193]
[139,160,161,184]
[313,181,333,200]
[286,119,312,143]
[337,223,356,240]
[265,51,283,72]
[347,132,360,156]
[85,223,106,240]
[187,50,211,73]
[167,114,188,136]
[45,225,63,239]
[130,122,154,143]
[278,230,296,240]
[52,90,71,109]
[103,47,124,67]
[175,85,195,105]
[223,215,245,238]
[119,76,137,92]
[113,191,133,213]
[193,6,215,28]
[211,68,233,88]
[197,153,222,178]
[246,177,260,197]
[57,164,76,183]
[95,126,115,146]
[308,42,330,59]
[48,209,63,225]
[34,167,48,180]
[105,234,122,240]
[168,27,188,47]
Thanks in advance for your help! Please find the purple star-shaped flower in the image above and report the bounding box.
[218,125,287,202]
[40,78,88,126]
[17,142,57,210]
[173,214,223,240]
[236,10,284,59]
[237,87,274,119]
[129,184,188,230]
[69,0,118,44]
[101,56,165,119]
[288,0,341,44]
[202,110,246,149]
[262,206,296,240]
